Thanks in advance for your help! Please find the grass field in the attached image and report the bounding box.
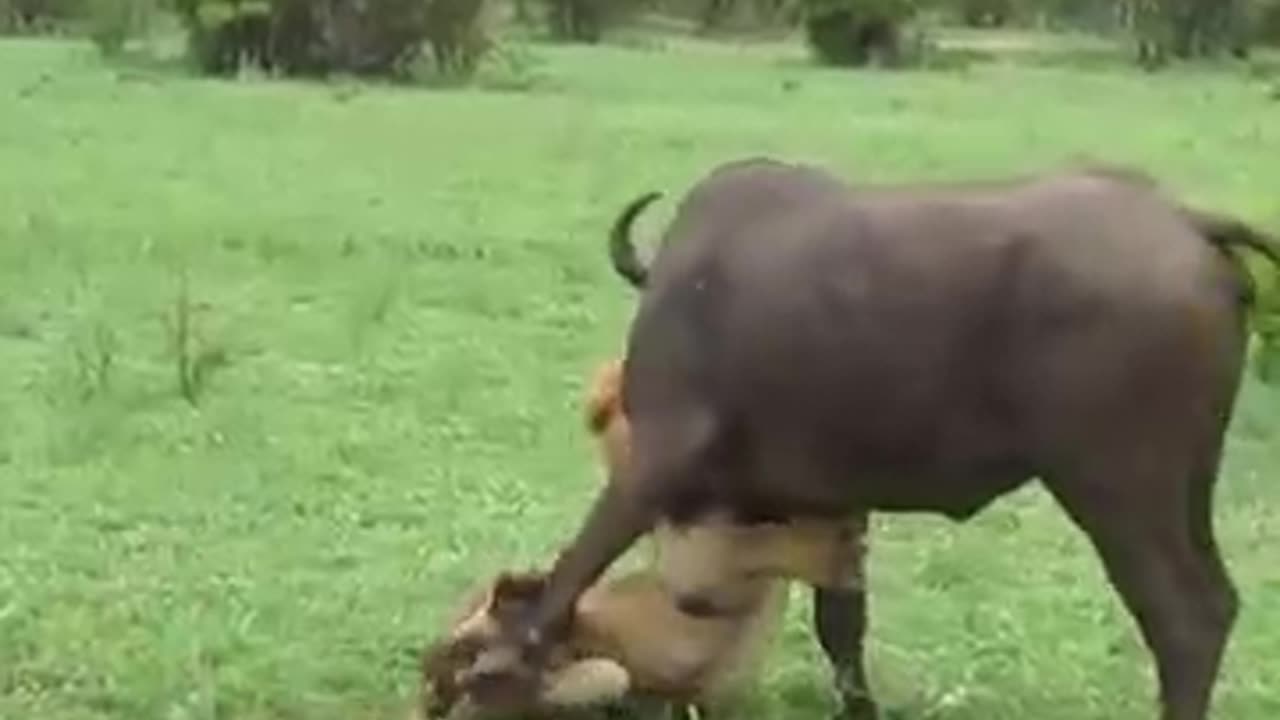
[2,31,1280,720]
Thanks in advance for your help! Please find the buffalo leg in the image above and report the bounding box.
[526,469,656,646]
[524,408,720,650]
[813,511,876,719]
[814,585,877,719]
[1047,454,1237,720]
[1186,448,1240,638]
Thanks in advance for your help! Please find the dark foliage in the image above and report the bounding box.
[177,1,272,75]
[692,0,790,31]
[1,0,81,33]
[172,0,488,78]
[957,0,1011,26]
[1251,0,1280,46]
[86,0,153,54]
[426,0,490,76]
[544,0,602,41]
[1129,0,1252,67]
[538,0,648,42]
[800,0,914,67]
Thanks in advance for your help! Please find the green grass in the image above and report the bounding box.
[2,32,1280,720]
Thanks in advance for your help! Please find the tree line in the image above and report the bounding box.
[2,0,1279,80]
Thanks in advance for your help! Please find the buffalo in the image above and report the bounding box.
[479,158,1280,720]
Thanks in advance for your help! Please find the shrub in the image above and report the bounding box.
[312,0,434,77]
[1252,0,1280,47]
[173,0,492,79]
[684,0,794,32]
[425,0,491,77]
[86,0,154,56]
[175,0,272,75]
[1129,0,1253,65]
[799,0,916,67]
[956,0,1011,27]
[542,0,601,41]
[1,0,82,33]
[538,0,646,42]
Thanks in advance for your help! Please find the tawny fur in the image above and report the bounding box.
[416,359,865,719]
[418,567,787,719]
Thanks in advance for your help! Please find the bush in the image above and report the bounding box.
[956,0,1011,27]
[538,0,646,42]
[543,0,598,41]
[174,0,492,79]
[800,0,916,67]
[86,0,154,55]
[686,0,793,32]
[425,0,491,76]
[1252,0,1280,47]
[1,0,82,33]
[309,0,435,77]
[1129,0,1252,65]
[175,0,273,75]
